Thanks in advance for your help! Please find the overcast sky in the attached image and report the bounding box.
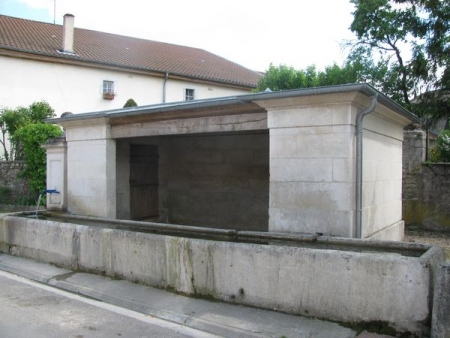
[0,0,357,72]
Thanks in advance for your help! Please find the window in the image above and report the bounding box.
[185,88,195,101]
[103,80,114,95]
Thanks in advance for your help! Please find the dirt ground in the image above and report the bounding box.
[404,228,450,261]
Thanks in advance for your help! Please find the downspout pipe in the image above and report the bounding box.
[355,94,378,239]
[163,72,168,103]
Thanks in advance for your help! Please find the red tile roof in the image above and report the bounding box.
[0,15,261,88]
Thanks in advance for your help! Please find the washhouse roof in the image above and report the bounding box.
[49,83,420,125]
[0,15,261,88]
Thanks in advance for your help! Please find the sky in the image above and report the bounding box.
[0,0,357,72]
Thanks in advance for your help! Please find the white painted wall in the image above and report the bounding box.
[0,56,251,115]
[164,79,245,104]
[43,139,67,211]
[361,111,405,238]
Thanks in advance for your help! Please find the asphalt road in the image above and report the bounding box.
[0,271,220,338]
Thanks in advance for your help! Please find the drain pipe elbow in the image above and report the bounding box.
[355,94,378,238]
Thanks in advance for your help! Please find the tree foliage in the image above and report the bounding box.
[14,123,63,194]
[430,129,450,162]
[349,0,450,128]
[254,53,400,94]
[0,101,62,194]
[0,102,56,160]
[255,63,362,92]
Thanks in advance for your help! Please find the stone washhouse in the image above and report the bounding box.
[45,84,420,240]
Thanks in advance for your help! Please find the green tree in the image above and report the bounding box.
[349,0,450,127]
[255,64,301,92]
[14,123,63,194]
[0,101,62,196]
[0,101,56,160]
[27,101,57,123]
[0,107,28,160]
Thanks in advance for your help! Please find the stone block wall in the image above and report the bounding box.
[403,130,450,231]
[159,132,269,231]
[422,164,450,230]
[0,161,31,204]
[65,121,117,218]
[267,103,356,237]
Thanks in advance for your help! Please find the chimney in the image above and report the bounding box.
[62,14,74,53]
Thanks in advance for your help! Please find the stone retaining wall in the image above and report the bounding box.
[422,164,450,230]
[431,262,450,337]
[0,161,31,204]
[403,131,450,231]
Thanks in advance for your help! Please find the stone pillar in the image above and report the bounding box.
[115,139,130,219]
[62,118,116,218]
[402,130,426,226]
[403,130,426,173]
[43,136,67,211]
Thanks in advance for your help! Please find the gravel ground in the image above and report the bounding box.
[404,228,450,261]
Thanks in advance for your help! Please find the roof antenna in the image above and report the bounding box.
[53,0,56,24]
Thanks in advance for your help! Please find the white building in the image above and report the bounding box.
[0,14,261,115]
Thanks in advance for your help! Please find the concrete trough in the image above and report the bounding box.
[0,212,446,336]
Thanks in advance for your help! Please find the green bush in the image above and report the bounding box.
[123,98,137,107]
[432,129,450,162]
